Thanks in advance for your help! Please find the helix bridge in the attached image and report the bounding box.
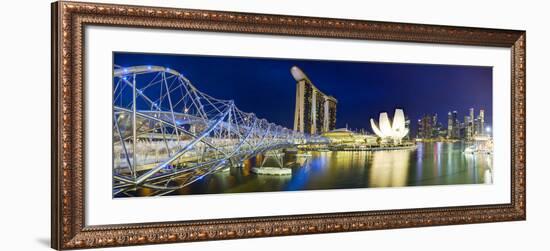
[113,65,326,196]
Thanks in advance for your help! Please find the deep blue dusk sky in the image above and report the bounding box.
[114,52,492,135]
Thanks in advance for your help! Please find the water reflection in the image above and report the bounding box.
[369,150,410,187]
[167,142,492,196]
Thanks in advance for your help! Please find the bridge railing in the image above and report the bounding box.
[112,65,315,196]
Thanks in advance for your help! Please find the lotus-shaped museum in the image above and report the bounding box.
[370,109,409,144]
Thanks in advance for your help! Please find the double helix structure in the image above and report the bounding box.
[113,66,326,196]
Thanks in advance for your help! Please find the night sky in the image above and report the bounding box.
[114,52,492,135]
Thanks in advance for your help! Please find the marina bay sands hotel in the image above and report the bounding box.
[291,66,338,135]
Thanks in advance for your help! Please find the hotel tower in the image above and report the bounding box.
[291,66,337,135]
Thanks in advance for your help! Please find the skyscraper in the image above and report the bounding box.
[292,66,337,135]
[417,114,437,139]
[478,109,485,136]
[468,108,475,140]
[452,111,459,138]
[464,115,471,140]
[447,112,453,138]
[447,111,459,139]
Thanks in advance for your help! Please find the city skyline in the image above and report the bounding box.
[114,52,492,135]
[416,107,491,139]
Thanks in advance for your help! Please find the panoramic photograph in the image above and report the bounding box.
[112,52,493,198]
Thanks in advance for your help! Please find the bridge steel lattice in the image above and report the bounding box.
[113,65,324,196]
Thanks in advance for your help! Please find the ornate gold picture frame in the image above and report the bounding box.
[51,1,526,249]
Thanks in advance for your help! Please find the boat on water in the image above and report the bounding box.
[463,145,492,155]
[463,135,493,155]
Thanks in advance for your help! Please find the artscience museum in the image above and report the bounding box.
[370,109,409,145]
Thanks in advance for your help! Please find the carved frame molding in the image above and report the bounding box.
[51,1,526,249]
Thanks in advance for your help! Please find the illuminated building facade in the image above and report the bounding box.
[322,128,378,147]
[292,66,337,135]
[475,109,485,136]
[465,108,486,140]
[417,114,437,139]
[447,111,459,139]
[370,109,409,144]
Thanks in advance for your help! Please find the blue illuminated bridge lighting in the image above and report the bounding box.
[111,65,328,196]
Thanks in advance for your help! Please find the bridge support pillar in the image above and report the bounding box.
[251,150,292,175]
